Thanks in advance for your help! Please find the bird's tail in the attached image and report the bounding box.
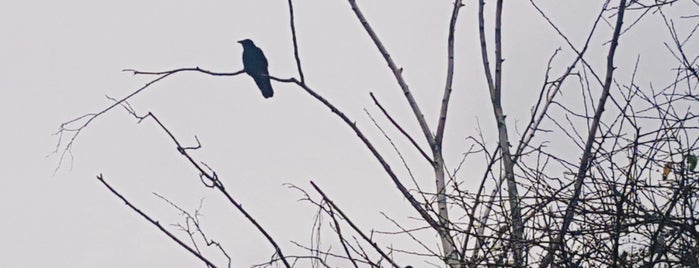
[254,77,274,98]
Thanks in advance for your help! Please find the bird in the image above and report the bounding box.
[238,39,274,98]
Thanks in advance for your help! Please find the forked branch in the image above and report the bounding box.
[51,67,243,173]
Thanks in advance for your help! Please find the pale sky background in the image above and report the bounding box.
[1,1,695,267]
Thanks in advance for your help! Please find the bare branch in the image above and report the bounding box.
[478,0,525,265]
[286,0,305,83]
[365,109,426,198]
[51,67,244,173]
[96,174,219,268]
[370,92,433,165]
[435,0,464,146]
[346,0,435,149]
[115,102,292,268]
[540,0,629,266]
[267,76,448,241]
[310,181,401,268]
[153,194,232,268]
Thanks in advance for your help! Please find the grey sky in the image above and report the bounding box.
[1,0,695,267]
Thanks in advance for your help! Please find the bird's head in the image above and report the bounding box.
[237,39,255,47]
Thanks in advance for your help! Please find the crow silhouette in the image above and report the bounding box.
[238,39,273,98]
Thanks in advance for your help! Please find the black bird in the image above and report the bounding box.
[238,39,274,98]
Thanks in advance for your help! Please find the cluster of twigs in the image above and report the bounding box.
[53,0,697,267]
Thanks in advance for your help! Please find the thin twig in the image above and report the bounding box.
[539,0,628,267]
[370,92,433,164]
[118,105,292,268]
[310,181,401,268]
[51,67,243,173]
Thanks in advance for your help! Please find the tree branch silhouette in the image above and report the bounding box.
[96,174,219,268]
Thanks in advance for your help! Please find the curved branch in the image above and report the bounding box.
[51,67,244,173]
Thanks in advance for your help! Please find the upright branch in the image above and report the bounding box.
[539,0,628,267]
[478,0,524,265]
[346,0,435,148]
[346,0,464,264]
[436,0,464,146]
[436,0,464,264]
[286,0,305,83]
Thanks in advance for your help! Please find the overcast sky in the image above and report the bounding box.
[1,1,695,267]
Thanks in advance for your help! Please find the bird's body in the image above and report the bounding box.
[238,39,274,98]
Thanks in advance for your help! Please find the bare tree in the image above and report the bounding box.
[53,0,698,267]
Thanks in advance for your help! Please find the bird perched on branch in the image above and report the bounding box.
[238,39,273,98]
